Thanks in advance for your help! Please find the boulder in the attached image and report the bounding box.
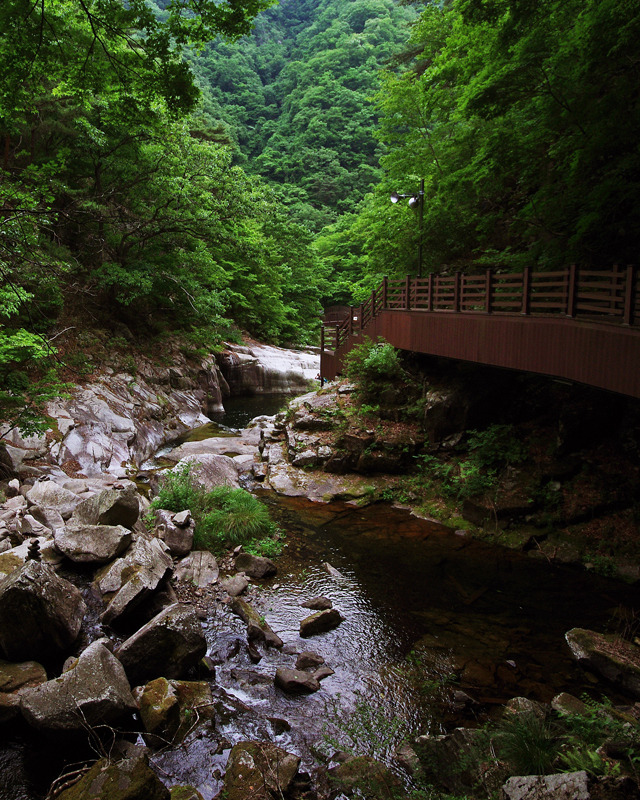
[222,740,300,800]
[100,536,173,627]
[313,665,335,681]
[299,608,344,638]
[138,677,214,746]
[0,658,47,723]
[174,551,219,588]
[20,641,136,731]
[154,510,194,557]
[295,651,325,671]
[234,552,277,579]
[230,598,283,649]
[170,788,205,800]
[55,523,132,564]
[170,455,240,491]
[71,486,140,529]
[327,756,402,799]
[55,747,169,800]
[565,628,640,698]
[115,603,207,686]
[274,667,320,695]
[26,480,81,520]
[501,771,590,799]
[0,560,86,661]
[219,572,249,597]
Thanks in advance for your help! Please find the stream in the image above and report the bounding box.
[3,396,639,800]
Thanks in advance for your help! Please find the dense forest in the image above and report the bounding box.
[1,0,639,431]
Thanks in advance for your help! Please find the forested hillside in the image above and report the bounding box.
[1,0,639,431]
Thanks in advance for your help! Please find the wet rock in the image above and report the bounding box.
[327,755,402,799]
[322,562,343,578]
[0,560,86,662]
[20,641,136,732]
[219,572,249,597]
[301,596,333,610]
[100,536,173,627]
[55,746,169,800]
[138,677,182,744]
[313,666,335,681]
[565,628,640,698]
[234,552,277,579]
[153,509,195,557]
[295,651,325,670]
[26,480,81,520]
[274,667,320,695]
[222,740,301,800]
[501,771,590,799]
[115,603,207,686]
[54,523,132,564]
[299,608,344,638]
[231,598,283,649]
[174,551,219,588]
[71,486,140,529]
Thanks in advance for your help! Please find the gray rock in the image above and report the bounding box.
[174,551,219,588]
[231,598,283,649]
[173,510,191,527]
[153,509,194,557]
[219,572,249,597]
[275,667,321,694]
[26,481,81,520]
[71,486,140,529]
[234,552,277,579]
[29,505,65,535]
[551,692,590,716]
[300,608,344,638]
[292,449,320,467]
[295,651,325,670]
[54,523,132,564]
[0,658,48,723]
[170,455,240,490]
[20,641,136,731]
[0,561,86,661]
[566,628,640,698]
[114,603,207,686]
[100,536,173,627]
[501,771,589,800]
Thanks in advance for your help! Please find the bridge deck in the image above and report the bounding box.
[320,267,640,399]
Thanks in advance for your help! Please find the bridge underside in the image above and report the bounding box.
[321,310,640,399]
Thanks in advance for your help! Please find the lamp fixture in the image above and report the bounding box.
[389,178,425,276]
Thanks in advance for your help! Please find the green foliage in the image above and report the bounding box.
[150,464,280,553]
[466,425,527,469]
[491,711,561,776]
[343,337,406,400]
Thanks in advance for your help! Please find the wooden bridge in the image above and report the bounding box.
[320,265,640,399]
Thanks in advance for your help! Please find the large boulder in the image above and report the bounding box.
[501,771,591,799]
[327,756,402,800]
[56,746,169,800]
[26,480,82,520]
[100,536,173,627]
[274,667,320,695]
[153,510,194,557]
[138,678,214,746]
[174,551,219,588]
[20,641,136,732]
[71,486,140,529]
[222,740,300,800]
[0,658,47,723]
[168,455,240,491]
[0,560,86,661]
[115,603,207,686]
[55,523,132,564]
[565,628,640,698]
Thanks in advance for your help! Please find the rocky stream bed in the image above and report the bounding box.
[1,343,640,800]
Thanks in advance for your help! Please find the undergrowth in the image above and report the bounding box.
[150,463,283,554]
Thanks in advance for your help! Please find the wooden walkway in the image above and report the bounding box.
[320,266,640,399]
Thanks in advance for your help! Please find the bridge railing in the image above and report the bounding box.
[321,265,638,352]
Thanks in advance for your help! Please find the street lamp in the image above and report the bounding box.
[390,178,425,277]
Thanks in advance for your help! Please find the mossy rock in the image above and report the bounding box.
[57,750,169,800]
[169,787,204,800]
[328,755,402,799]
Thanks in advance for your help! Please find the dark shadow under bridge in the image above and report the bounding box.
[320,266,640,399]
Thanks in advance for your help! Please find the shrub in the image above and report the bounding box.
[343,337,406,398]
[491,711,561,776]
[151,465,281,553]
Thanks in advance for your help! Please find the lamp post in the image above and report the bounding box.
[390,178,424,277]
